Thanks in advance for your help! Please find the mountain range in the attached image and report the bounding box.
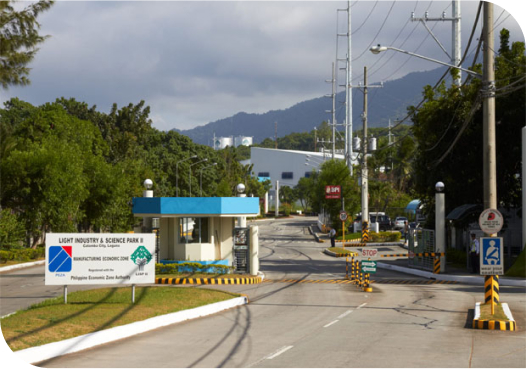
[176,66,449,146]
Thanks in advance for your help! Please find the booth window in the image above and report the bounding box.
[281,172,293,180]
[179,217,209,243]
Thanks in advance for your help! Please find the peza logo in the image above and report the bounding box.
[130,246,152,271]
[48,246,73,272]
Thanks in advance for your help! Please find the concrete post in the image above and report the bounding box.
[275,180,280,217]
[435,182,446,273]
[250,225,259,276]
[523,127,526,250]
[264,191,269,214]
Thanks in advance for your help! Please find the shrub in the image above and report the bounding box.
[155,262,233,275]
[0,247,45,263]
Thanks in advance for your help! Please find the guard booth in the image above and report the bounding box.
[132,197,260,275]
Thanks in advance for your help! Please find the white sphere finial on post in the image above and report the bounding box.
[143,179,153,197]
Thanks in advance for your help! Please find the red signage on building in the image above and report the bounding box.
[325,185,341,199]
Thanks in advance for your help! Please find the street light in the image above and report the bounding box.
[369,44,482,78]
[189,158,208,197]
[200,163,217,197]
[176,155,197,197]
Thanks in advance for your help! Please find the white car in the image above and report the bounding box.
[394,216,408,230]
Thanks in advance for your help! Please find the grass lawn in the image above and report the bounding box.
[0,258,44,268]
[1,286,240,351]
[478,303,509,321]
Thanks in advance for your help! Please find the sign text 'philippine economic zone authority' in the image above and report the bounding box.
[46,233,155,285]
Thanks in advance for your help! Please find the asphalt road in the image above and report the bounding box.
[2,216,525,367]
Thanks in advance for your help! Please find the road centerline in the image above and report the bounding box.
[267,345,294,359]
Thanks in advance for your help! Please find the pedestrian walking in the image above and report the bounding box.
[470,233,480,273]
[329,227,336,248]
[404,221,409,243]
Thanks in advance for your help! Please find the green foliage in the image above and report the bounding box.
[0,208,25,249]
[0,0,54,89]
[155,262,232,275]
[369,232,401,243]
[410,29,525,214]
[446,247,467,266]
[0,247,44,263]
[505,247,525,278]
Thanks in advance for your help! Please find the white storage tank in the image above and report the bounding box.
[235,136,253,147]
[214,137,233,150]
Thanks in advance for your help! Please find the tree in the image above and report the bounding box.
[1,0,54,89]
[410,29,525,214]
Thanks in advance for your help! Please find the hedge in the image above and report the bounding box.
[0,248,45,263]
[155,262,233,275]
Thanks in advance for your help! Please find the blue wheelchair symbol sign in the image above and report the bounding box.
[481,238,501,266]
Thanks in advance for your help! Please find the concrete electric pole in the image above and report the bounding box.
[411,0,462,86]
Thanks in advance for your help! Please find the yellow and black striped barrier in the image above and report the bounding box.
[380,252,446,258]
[361,221,370,243]
[433,256,441,274]
[484,275,500,305]
[473,319,516,331]
[156,276,262,285]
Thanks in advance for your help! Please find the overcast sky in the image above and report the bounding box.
[2,0,524,132]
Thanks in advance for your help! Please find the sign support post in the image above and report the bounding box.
[479,208,504,316]
[64,285,68,304]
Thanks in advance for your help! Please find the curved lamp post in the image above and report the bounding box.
[176,155,197,197]
[369,44,481,78]
[189,158,208,197]
[200,162,217,197]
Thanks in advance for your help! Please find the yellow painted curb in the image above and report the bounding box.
[472,302,517,331]
[155,276,262,285]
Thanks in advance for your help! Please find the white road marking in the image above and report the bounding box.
[337,310,353,319]
[324,320,339,328]
[267,345,294,359]
[358,303,367,309]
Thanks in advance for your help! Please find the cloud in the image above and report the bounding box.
[2,1,524,132]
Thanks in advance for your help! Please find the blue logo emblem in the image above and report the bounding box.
[48,246,73,272]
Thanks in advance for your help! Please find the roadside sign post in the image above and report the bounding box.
[361,260,377,274]
[478,209,504,315]
[340,211,348,249]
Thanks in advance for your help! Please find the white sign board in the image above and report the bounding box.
[478,209,504,234]
[46,233,156,285]
[362,249,378,258]
[480,237,504,275]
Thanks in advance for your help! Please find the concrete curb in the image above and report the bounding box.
[15,296,248,365]
[308,226,324,243]
[473,302,517,330]
[0,260,45,273]
[155,276,262,285]
[323,249,359,258]
[377,262,526,287]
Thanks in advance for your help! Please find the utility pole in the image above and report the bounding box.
[346,0,353,174]
[482,1,498,315]
[483,1,496,211]
[357,67,382,235]
[274,121,278,149]
[362,67,369,231]
[325,62,337,159]
[411,0,462,86]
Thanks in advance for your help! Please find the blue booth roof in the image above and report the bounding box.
[133,197,260,217]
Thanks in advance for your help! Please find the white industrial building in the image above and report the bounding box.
[248,147,345,190]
